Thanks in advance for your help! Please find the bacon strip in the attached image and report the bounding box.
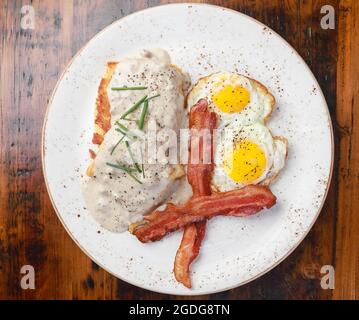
[174,99,217,288]
[133,185,276,243]
[186,98,217,196]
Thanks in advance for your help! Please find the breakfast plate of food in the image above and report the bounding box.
[42,3,333,295]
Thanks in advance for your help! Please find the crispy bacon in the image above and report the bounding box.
[133,185,276,243]
[174,221,206,288]
[186,98,217,197]
[174,99,217,288]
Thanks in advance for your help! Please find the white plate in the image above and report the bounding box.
[42,3,333,295]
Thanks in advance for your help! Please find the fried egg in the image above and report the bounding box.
[212,122,287,192]
[188,71,287,192]
[187,72,275,127]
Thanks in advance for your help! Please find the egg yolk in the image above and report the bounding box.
[223,140,266,184]
[212,85,250,113]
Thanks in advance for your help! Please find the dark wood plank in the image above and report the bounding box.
[333,0,359,300]
[0,0,356,300]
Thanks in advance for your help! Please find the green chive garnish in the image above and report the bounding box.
[110,134,125,155]
[106,162,142,184]
[146,94,160,101]
[111,86,147,91]
[115,122,138,139]
[125,141,142,173]
[138,99,149,130]
[136,94,160,130]
[115,121,129,132]
[106,162,136,172]
[115,127,126,135]
[120,95,148,119]
[140,147,145,178]
[122,118,138,122]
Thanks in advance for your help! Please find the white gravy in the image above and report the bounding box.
[82,49,191,232]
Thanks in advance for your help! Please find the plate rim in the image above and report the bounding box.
[41,2,335,296]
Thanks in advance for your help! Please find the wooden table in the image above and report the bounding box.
[0,0,357,300]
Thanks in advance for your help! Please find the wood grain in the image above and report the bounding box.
[0,0,357,300]
[333,0,359,300]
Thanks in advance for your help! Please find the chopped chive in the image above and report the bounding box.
[111,86,147,91]
[115,121,138,139]
[110,134,125,155]
[136,94,159,130]
[138,99,149,130]
[126,171,143,184]
[120,95,148,119]
[115,128,137,140]
[106,162,142,184]
[122,118,138,122]
[115,127,127,135]
[115,121,129,132]
[106,162,136,172]
[125,141,142,173]
[140,147,145,178]
[146,94,160,101]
